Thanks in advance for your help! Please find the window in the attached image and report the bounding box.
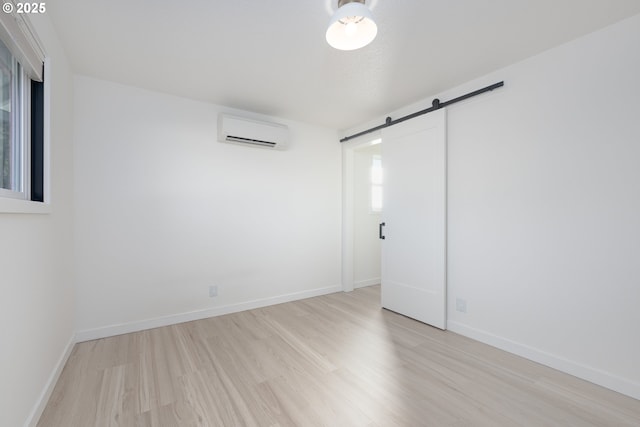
[370,154,383,213]
[0,10,45,204]
[0,38,25,198]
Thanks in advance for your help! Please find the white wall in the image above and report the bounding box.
[0,15,75,427]
[354,144,381,287]
[73,77,342,337]
[344,14,640,399]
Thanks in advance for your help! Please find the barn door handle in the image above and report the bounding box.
[379,222,386,240]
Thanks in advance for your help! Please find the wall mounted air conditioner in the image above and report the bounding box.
[217,114,289,150]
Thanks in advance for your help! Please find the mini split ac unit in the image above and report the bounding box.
[217,114,289,150]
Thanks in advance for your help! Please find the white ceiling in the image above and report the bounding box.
[48,1,640,130]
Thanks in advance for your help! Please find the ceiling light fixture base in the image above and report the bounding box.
[338,0,365,7]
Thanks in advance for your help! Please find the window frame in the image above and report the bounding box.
[0,9,48,214]
[0,60,47,213]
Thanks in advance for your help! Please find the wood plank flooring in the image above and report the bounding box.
[38,286,640,426]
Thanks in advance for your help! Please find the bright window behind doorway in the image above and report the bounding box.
[371,154,382,213]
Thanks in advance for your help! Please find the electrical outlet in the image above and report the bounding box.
[456,298,467,313]
[209,285,218,298]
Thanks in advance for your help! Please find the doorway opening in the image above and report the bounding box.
[342,136,382,292]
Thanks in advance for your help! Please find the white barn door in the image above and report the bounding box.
[380,109,447,329]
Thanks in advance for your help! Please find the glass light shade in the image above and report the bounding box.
[326,3,377,51]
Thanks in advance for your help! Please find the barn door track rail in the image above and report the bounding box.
[340,81,504,143]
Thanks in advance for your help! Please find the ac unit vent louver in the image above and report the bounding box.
[218,114,289,150]
[225,136,277,148]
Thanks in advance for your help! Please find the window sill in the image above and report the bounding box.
[0,197,51,214]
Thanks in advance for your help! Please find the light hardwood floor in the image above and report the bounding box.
[38,286,640,426]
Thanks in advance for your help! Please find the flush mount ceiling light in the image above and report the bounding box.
[326,0,377,51]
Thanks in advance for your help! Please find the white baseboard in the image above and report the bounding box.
[447,320,640,401]
[354,278,380,289]
[75,285,342,342]
[24,334,75,427]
